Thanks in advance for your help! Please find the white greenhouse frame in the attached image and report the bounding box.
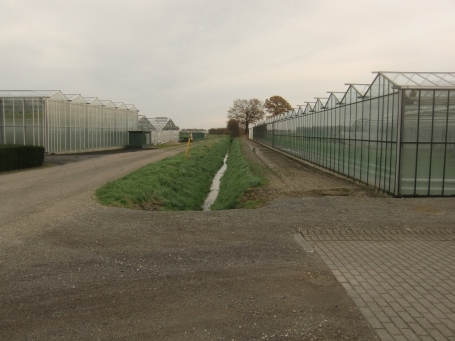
[0,90,139,153]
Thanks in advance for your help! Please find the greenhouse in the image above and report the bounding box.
[0,91,138,153]
[251,72,455,197]
[138,116,179,144]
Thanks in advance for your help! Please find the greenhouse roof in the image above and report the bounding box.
[0,90,62,98]
[65,94,82,101]
[346,84,370,96]
[138,116,156,131]
[148,117,178,131]
[125,104,138,111]
[376,72,455,89]
[99,100,115,106]
[113,102,126,108]
[65,94,87,103]
[252,71,455,127]
[0,90,138,116]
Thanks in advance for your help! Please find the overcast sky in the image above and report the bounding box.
[1,0,454,129]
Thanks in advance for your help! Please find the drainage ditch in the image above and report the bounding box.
[202,152,229,211]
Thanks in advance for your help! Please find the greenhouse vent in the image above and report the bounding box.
[250,72,455,197]
[0,90,138,153]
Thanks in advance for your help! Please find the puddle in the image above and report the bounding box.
[202,152,229,211]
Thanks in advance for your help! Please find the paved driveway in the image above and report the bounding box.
[303,228,455,341]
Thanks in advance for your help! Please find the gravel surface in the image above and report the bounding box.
[1,139,453,340]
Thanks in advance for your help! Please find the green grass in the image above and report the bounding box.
[211,138,265,210]
[96,137,230,210]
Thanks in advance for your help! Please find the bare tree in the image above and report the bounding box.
[227,99,265,134]
[264,95,292,117]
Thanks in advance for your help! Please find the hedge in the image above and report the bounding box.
[0,145,45,172]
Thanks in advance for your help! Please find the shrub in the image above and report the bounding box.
[0,145,45,172]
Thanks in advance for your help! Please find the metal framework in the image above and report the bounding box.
[251,72,455,197]
[0,91,138,153]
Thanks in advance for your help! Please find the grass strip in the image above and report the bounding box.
[96,137,230,211]
[211,138,265,210]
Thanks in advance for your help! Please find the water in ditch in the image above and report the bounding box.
[202,152,229,211]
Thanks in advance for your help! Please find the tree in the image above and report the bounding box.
[227,99,265,134]
[264,95,292,117]
[227,119,240,138]
[208,127,228,135]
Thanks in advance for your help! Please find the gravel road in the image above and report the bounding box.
[1,140,453,340]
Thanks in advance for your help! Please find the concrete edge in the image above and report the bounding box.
[293,233,314,253]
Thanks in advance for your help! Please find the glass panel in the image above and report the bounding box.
[402,90,419,142]
[418,90,434,143]
[14,99,24,138]
[415,144,431,196]
[447,91,455,142]
[407,73,435,87]
[25,126,34,145]
[400,144,417,195]
[4,100,14,143]
[367,142,377,187]
[443,146,455,195]
[437,73,455,85]
[391,93,398,142]
[382,76,391,95]
[366,76,380,98]
[378,96,384,141]
[432,91,448,143]
[381,78,389,96]
[429,144,445,195]
[382,73,419,86]
[347,141,354,177]
[361,100,370,140]
[24,100,34,127]
[376,142,384,190]
[384,95,393,142]
[360,141,368,183]
[388,143,397,194]
[15,127,24,145]
[370,98,379,142]
[424,73,455,86]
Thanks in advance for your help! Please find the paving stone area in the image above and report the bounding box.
[301,229,455,341]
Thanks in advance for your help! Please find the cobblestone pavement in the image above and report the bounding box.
[301,229,455,341]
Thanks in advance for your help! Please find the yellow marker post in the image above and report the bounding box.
[184,131,192,158]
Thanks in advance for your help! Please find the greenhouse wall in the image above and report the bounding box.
[0,91,138,153]
[151,131,179,144]
[251,72,455,197]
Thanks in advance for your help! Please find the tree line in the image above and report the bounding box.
[209,95,292,136]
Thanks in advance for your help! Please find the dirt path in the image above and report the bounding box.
[1,139,453,340]
[0,146,188,248]
[242,138,381,198]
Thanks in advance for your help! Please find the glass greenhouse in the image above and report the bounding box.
[138,116,179,144]
[251,72,455,197]
[0,90,138,153]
